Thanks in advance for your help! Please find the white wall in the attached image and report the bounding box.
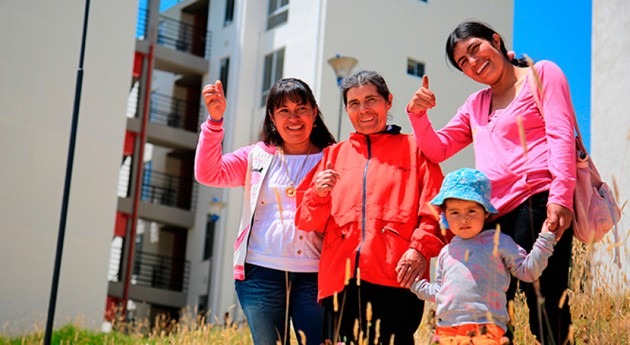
[592,0,630,289]
[0,0,137,334]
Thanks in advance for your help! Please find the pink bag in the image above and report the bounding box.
[572,134,621,244]
[528,60,621,244]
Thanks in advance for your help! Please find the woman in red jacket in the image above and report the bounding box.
[296,71,450,345]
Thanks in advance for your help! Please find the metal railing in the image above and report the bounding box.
[108,245,190,293]
[157,15,211,59]
[136,7,212,59]
[141,169,198,211]
[136,6,149,39]
[132,251,190,292]
[150,92,201,132]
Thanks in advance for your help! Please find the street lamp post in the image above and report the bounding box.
[328,55,358,140]
[205,197,225,321]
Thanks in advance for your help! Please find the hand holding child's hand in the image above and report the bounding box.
[396,249,428,289]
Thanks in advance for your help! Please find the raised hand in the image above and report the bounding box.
[315,161,340,197]
[202,80,226,121]
[406,75,436,115]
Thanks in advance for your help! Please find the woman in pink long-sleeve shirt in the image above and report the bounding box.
[406,21,576,344]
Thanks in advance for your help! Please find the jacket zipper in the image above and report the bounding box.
[355,135,371,276]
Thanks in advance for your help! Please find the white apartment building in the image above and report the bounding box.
[592,0,630,284]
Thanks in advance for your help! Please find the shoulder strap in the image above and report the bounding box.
[526,57,586,155]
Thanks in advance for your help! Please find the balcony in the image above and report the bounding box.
[157,15,211,59]
[108,244,190,308]
[150,92,200,133]
[141,169,198,211]
[136,6,211,75]
[132,251,190,292]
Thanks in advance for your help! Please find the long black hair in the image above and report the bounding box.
[445,21,529,71]
[260,78,336,149]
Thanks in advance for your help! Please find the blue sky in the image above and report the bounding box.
[513,0,592,149]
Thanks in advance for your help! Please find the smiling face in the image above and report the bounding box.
[270,99,317,154]
[452,34,506,86]
[443,198,488,239]
[345,84,392,135]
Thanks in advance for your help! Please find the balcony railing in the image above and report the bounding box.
[136,7,212,59]
[157,15,211,59]
[136,6,149,39]
[132,251,190,292]
[108,245,190,293]
[141,169,198,211]
[150,92,201,132]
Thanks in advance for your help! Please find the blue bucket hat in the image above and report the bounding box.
[430,168,498,214]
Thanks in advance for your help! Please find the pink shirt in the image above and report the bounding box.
[408,60,576,215]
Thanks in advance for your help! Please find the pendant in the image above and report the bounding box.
[285,186,296,198]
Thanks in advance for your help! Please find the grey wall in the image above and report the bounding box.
[0,0,137,334]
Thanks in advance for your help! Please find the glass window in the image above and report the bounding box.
[407,58,425,78]
[224,0,235,26]
[261,48,285,105]
[219,57,230,96]
[267,0,289,30]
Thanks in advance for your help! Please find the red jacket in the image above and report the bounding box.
[296,126,450,301]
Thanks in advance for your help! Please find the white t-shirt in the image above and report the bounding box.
[247,151,324,272]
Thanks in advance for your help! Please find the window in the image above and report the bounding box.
[203,215,216,260]
[261,48,285,105]
[224,0,235,26]
[407,58,425,78]
[219,57,230,97]
[267,0,289,30]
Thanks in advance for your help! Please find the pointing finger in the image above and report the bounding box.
[326,161,333,170]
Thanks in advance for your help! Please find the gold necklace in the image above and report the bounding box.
[278,144,311,198]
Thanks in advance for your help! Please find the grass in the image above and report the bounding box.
[2,238,628,345]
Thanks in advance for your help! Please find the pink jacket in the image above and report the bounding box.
[194,120,277,280]
[408,60,576,215]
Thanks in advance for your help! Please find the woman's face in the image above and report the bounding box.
[345,84,392,135]
[452,33,505,85]
[270,99,317,153]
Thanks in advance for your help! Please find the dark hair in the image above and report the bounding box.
[340,70,391,106]
[445,21,529,71]
[260,78,336,149]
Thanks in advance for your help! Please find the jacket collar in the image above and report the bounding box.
[349,124,402,139]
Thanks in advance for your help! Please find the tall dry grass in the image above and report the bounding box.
[2,238,628,345]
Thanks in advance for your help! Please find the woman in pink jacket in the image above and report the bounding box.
[406,21,576,344]
[195,78,335,345]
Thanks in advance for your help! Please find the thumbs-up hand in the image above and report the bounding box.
[406,75,436,115]
[202,80,227,121]
[315,161,340,198]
